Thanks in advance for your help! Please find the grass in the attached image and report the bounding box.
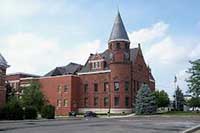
[158,111,200,116]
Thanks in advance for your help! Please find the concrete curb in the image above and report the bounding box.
[183,124,200,133]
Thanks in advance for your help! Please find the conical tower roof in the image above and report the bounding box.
[109,11,130,43]
[0,53,9,69]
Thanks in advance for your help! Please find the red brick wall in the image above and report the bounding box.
[79,73,110,108]
[39,75,80,116]
[110,63,132,108]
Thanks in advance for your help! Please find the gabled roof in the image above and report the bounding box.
[44,62,82,77]
[108,11,130,43]
[79,48,138,73]
[0,53,9,69]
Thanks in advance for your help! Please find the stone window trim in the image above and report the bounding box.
[114,96,120,107]
[114,82,120,91]
[94,97,98,107]
[64,85,68,92]
[57,85,62,93]
[125,81,129,92]
[63,99,68,107]
[57,99,62,108]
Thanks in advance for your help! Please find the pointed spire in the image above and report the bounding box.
[108,11,130,43]
[0,53,9,69]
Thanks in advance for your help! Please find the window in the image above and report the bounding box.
[57,99,61,107]
[125,81,129,91]
[64,85,68,92]
[63,99,68,107]
[125,43,129,49]
[84,84,88,93]
[94,83,98,92]
[84,97,89,107]
[114,97,120,106]
[104,97,109,107]
[137,81,140,91]
[116,43,120,49]
[125,97,129,107]
[97,62,100,68]
[94,97,98,106]
[114,82,119,91]
[104,82,109,92]
[57,85,62,93]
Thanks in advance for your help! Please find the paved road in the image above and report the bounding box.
[0,116,199,133]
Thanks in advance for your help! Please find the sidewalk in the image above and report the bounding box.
[98,113,135,118]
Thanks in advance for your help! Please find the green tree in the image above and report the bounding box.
[154,90,170,108]
[187,97,200,110]
[21,81,46,113]
[135,84,157,115]
[187,59,200,98]
[173,86,184,111]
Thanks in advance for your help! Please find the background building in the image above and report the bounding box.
[0,54,9,107]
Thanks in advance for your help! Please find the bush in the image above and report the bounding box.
[2,99,24,120]
[24,106,38,119]
[41,105,55,119]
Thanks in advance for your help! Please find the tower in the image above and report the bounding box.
[108,11,132,112]
[0,53,9,107]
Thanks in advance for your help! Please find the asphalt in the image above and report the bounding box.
[0,116,199,133]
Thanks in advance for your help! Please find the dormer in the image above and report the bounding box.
[88,53,106,71]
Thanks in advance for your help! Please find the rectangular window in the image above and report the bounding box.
[114,82,119,91]
[116,43,121,49]
[104,97,109,107]
[57,99,61,107]
[94,97,98,106]
[104,82,109,92]
[64,85,68,92]
[125,81,129,91]
[57,85,62,93]
[94,83,98,92]
[84,84,88,93]
[114,97,120,106]
[125,97,129,107]
[63,99,68,107]
[84,97,89,107]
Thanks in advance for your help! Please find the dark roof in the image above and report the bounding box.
[44,62,82,76]
[108,11,130,43]
[79,48,138,73]
[7,72,40,77]
[0,53,9,69]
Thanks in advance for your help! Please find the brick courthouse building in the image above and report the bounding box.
[5,12,155,115]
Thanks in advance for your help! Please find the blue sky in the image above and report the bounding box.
[0,0,200,98]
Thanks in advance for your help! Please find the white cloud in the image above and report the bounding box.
[1,32,100,75]
[129,22,169,47]
[0,0,42,19]
[128,21,200,97]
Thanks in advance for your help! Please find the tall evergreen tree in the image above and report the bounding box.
[173,86,184,111]
[135,84,157,115]
[187,59,200,98]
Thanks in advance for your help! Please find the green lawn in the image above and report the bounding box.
[159,111,200,116]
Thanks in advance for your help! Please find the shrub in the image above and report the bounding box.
[41,105,55,119]
[2,99,24,120]
[24,106,38,119]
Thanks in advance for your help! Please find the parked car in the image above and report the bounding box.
[69,111,77,117]
[84,111,97,117]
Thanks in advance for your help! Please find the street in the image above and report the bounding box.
[0,116,199,133]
